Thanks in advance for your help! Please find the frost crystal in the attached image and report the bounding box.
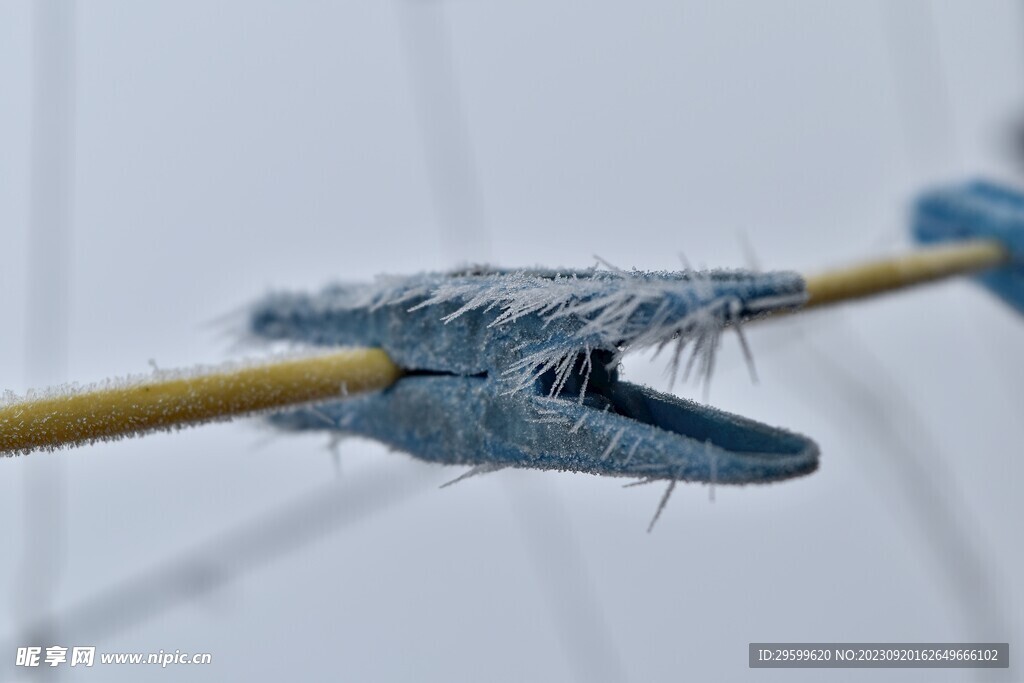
[250,265,807,398]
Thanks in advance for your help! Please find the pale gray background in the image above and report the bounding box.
[0,1,1022,681]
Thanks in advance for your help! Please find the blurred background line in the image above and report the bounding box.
[882,0,959,178]
[396,0,489,264]
[505,480,629,683]
[16,0,76,672]
[787,315,1009,646]
[0,465,442,682]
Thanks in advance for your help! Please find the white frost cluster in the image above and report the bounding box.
[394,266,804,396]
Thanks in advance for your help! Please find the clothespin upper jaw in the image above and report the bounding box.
[914,180,1024,314]
[250,267,808,382]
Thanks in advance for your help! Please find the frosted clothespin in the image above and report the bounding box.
[249,266,819,486]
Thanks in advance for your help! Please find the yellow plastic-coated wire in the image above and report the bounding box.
[0,348,403,455]
[0,238,1013,457]
[802,238,1009,310]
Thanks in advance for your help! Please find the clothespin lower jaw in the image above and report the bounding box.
[267,373,819,485]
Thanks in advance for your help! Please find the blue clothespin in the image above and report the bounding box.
[248,266,820,509]
[914,180,1024,314]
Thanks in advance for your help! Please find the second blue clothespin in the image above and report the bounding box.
[913,179,1024,314]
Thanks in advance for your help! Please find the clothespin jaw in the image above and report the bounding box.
[250,267,808,384]
[914,180,1024,314]
[250,266,819,484]
[267,373,818,485]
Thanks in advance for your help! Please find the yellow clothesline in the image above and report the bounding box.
[0,238,1009,456]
